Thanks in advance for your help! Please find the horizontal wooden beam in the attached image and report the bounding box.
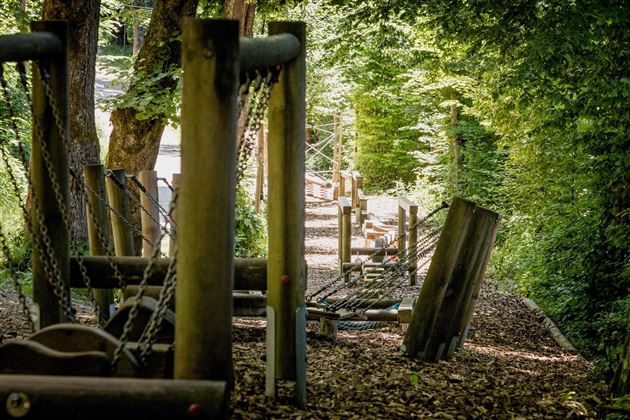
[69,257,266,290]
[240,33,300,71]
[350,247,398,256]
[0,32,62,62]
[0,375,227,419]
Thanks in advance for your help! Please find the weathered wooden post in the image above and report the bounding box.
[455,209,501,349]
[168,173,180,257]
[337,197,352,278]
[139,170,160,257]
[423,205,500,360]
[30,20,69,327]
[84,164,114,322]
[105,169,135,257]
[266,20,306,393]
[407,201,419,286]
[397,200,407,268]
[402,197,476,360]
[175,19,238,385]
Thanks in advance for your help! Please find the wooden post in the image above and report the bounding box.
[408,204,418,286]
[401,198,477,360]
[254,128,265,213]
[104,169,135,257]
[423,206,500,360]
[397,203,407,264]
[175,19,238,384]
[139,170,160,257]
[337,197,352,277]
[454,209,501,350]
[331,115,341,200]
[31,20,69,327]
[168,173,180,257]
[84,164,114,322]
[267,21,306,381]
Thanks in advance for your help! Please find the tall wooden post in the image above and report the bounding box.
[139,170,160,257]
[31,20,69,327]
[175,19,238,384]
[337,197,351,277]
[397,204,407,264]
[267,21,306,381]
[407,204,418,286]
[105,169,135,257]
[84,164,114,322]
[168,173,180,257]
[423,206,500,360]
[402,198,476,360]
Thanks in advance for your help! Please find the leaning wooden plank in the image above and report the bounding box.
[28,323,139,377]
[0,340,110,376]
[0,375,228,419]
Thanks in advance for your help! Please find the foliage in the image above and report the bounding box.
[234,186,266,258]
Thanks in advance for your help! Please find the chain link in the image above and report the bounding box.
[110,187,179,373]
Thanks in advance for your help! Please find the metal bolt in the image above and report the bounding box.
[203,47,214,59]
[6,392,31,418]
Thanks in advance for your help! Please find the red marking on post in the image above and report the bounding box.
[281,274,290,285]
[188,403,204,417]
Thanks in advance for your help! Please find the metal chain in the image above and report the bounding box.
[110,187,179,373]
[236,70,275,186]
[127,174,174,227]
[103,170,165,246]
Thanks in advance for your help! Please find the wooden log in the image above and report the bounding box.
[68,256,267,290]
[423,206,500,361]
[176,19,238,385]
[0,32,62,62]
[398,297,415,324]
[0,340,110,376]
[267,20,307,381]
[139,170,160,257]
[407,201,418,286]
[105,168,136,257]
[350,247,399,256]
[401,197,477,360]
[239,33,300,71]
[28,323,140,377]
[30,20,69,328]
[318,318,337,339]
[0,375,228,419]
[124,342,174,379]
[455,211,501,350]
[168,173,180,257]
[338,196,352,275]
[83,164,114,322]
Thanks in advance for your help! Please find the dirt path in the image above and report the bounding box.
[232,195,606,418]
[0,195,607,418]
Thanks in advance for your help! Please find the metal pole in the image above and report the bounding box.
[31,20,69,327]
[175,18,239,384]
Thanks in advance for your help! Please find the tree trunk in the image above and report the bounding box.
[222,0,256,36]
[105,0,197,175]
[43,0,102,241]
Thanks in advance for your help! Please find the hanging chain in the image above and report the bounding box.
[110,187,179,373]
[236,67,279,186]
[127,174,175,228]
